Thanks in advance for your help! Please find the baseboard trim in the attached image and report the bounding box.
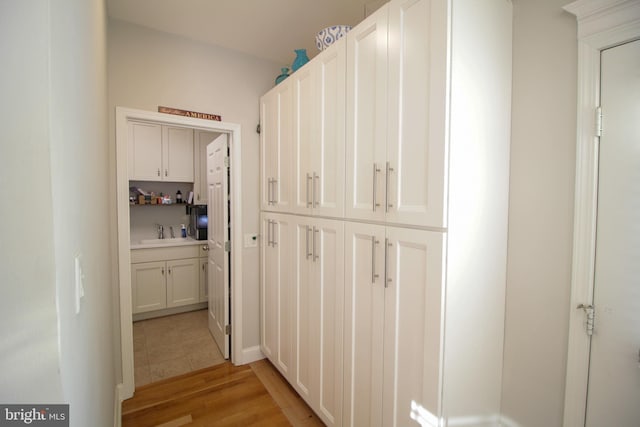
[239,345,264,365]
[113,383,123,427]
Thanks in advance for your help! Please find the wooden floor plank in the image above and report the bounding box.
[122,360,324,427]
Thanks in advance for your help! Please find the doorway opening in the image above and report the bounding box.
[115,107,243,401]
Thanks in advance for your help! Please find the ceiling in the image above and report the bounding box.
[106,0,387,65]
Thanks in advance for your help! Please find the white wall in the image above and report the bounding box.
[0,0,116,425]
[108,20,280,361]
[501,0,577,426]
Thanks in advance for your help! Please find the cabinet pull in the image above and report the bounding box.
[165,169,168,177]
[157,168,161,177]
[161,268,165,275]
[385,162,394,212]
[202,264,205,271]
[313,226,319,262]
[313,172,319,209]
[306,173,313,207]
[305,226,312,259]
[371,236,379,283]
[272,221,278,247]
[373,163,381,212]
[267,220,272,247]
[267,178,273,205]
[274,179,278,204]
[385,239,392,288]
[168,267,172,275]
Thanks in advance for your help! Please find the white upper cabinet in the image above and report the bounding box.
[128,121,194,182]
[260,80,293,212]
[346,0,446,228]
[292,38,346,218]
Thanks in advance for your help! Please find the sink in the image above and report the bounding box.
[139,238,189,245]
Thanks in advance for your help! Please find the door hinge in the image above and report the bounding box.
[224,241,231,252]
[596,106,603,137]
[577,303,595,336]
[225,324,231,335]
[224,156,230,168]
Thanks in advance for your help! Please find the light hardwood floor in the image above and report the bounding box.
[122,359,325,427]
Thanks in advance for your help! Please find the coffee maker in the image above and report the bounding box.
[190,205,208,240]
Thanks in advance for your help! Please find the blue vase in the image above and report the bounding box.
[275,67,290,85]
[291,49,309,72]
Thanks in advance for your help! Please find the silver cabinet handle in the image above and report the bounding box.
[385,161,394,212]
[267,220,273,247]
[371,236,379,283]
[306,173,313,207]
[272,179,278,204]
[305,225,312,260]
[272,221,278,246]
[313,226,319,262]
[267,178,273,205]
[313,173,319,209]
[373,163,381,212]
[385,238,392,288]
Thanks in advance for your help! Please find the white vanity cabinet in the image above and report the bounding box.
[128,121,194,182]
[291,38,346,218]
[260,80,293,212]
[131,245,201,314]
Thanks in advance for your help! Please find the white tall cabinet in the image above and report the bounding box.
[260,0,512,425]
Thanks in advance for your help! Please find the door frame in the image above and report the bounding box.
[562,1,640,426]
[115,107,244,401]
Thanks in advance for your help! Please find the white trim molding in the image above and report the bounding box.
[562,1,640,426]
[115,107,244,401]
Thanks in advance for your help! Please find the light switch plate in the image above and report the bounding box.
[74,255,85,314]
[244,233,258,248]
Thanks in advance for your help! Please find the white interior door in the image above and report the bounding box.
[207,134,230,359]
[586,39,640,427]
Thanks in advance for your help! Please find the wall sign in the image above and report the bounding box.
[158,106,222,121]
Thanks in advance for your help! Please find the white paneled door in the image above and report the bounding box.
[586,39,640,427]
[207,135,230,359]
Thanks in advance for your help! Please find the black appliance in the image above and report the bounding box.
[190,205,208,240]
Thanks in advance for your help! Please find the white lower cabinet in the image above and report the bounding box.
[292,216,344,426]
[343,221,444,427]
[260,213,295,378]
[131,245,202,315]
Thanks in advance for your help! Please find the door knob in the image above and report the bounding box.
[202,245,209,251]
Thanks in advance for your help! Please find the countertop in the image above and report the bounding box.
[130,237,206,250]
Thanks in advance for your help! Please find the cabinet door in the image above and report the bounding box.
[274,82,294,212]
[292,65,315,214]
[260,89,279,210]
[131,261,166,313]
[382,227,444,426]
[260,214,277,360]
[386,0,446,227]
[343,222,386,427]
[163,126,194,182]
[128,121,162,181]
[166,258,199,307]
[345,5,388,222]
[313,39,346,218]
[313,218,344,426]
[199,257,208,303]
[260,213,294,378]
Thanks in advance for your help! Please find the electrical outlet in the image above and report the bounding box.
[244,233,258,248]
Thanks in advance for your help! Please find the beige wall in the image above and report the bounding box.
[107,20,280,360]
[502,0,577,426]
[0,0,116,425]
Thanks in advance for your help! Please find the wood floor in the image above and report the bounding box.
[122,359,324,427]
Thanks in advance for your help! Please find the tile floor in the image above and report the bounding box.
[133,309,225,388]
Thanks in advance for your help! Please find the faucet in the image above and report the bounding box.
[157,224,164,239]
